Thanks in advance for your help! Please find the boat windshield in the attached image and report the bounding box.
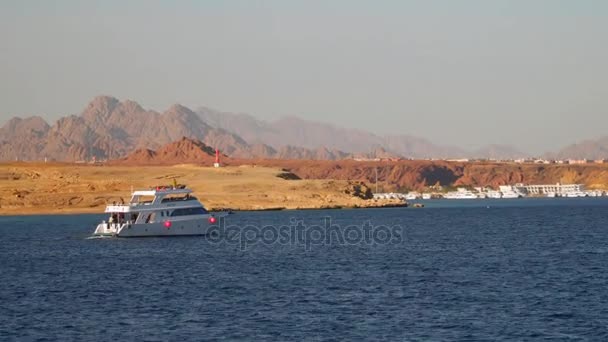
[130,195,155,205]
[161,194,197,203]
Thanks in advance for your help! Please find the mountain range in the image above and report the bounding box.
[0,95,605,161]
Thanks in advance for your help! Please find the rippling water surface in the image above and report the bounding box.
[2,198,608,340]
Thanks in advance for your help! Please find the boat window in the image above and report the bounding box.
[161,194,197,203]
[145,213,156,223]
[131,195,155,205]
[169,207,208,216]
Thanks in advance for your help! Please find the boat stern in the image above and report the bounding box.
[93,222,120,237]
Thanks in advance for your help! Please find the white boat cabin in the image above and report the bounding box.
[104,186,208,226]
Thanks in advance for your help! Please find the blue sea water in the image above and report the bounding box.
[2,198,608,341]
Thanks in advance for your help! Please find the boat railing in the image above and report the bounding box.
[100,221,125,232]
[105,204,131,213]
[129,202,153,207]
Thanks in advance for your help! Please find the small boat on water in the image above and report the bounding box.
[499,185,524,199]
[443,188,478,199]
[485,190,502,199]
[404,192,420,200]
[92,184,227,237]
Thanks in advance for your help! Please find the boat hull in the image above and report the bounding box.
[93,218,216,237]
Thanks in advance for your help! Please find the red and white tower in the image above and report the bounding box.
[214,149,221,168]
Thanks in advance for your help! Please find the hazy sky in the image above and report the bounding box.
[1,0,607,153]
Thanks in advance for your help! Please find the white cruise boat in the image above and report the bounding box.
[93,185,226,237]
[486,190,502,199]
[499,185,524,199]
[563,191,588,198]
[404,192,420,200]
[500,191,523,199]
[586,190,604,197]
[443,188,478,199]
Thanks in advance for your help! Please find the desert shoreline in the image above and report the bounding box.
[0,203,409,217]
[0,163,405,216]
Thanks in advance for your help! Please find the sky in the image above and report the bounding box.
[1,0,607,153]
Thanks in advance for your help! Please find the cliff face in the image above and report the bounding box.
[247,160,463,190]
[453,163,608,189]
[246,160,608,190]
[113,138,608,190]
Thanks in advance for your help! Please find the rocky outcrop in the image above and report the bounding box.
[116,137,222,165]
[244,160,608,191]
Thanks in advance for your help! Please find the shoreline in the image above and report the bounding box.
[0,202,408,217]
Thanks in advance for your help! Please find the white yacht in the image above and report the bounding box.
[563,191,588,198]
[586,190,604,197]
[486,190,502,199]
[443,188,478,199]
[93,185,226,237]
[404,192,420,200]
[499,185,524,199]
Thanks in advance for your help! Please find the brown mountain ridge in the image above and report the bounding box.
[116,137,228,165]
[2,95,605,161]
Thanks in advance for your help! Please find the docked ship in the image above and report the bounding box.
[92,184,226,237]
[443,188,478,199]
[485,190,502,199]
[499,185,524,199]
[563,190,588,198]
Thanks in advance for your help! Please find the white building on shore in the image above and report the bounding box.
[513,183,585,196]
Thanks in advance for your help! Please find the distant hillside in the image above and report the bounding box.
[1,95,598,162]
[551,137,608,160]
[0,97,355,162]
[0,96,248,161]
[196,108,466,158]
[0,116,50,161]
[472,144,527,160]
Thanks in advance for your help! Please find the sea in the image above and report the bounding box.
[2,198,608,341]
